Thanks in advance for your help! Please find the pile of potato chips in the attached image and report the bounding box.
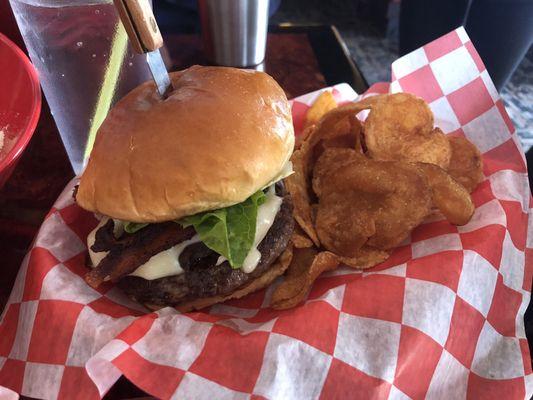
[271,91,484,310]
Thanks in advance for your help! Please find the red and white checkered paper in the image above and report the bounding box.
[1,27,532,399]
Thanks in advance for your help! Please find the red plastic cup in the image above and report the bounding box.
[0,31,41,189]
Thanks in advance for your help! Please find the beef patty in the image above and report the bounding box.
[117,193,294,307]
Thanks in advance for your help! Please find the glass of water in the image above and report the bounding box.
[9,0,152,174]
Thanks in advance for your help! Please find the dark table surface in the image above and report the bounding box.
[1,27,365,399]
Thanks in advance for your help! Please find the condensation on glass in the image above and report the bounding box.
[10,0,151,173]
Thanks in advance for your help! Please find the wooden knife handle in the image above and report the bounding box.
[113,0,163,53]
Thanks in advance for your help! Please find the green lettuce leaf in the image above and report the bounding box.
[179,190,267,268]
[124,221,149,234]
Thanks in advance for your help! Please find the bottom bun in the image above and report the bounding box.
[142,244,294,312]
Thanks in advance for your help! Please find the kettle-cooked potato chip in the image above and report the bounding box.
[278,92,481,310]
[285,150,321,246]
[416,162,475,226]
[316,191,376,257]
[271,249,339,310]
[304,91,338,128]
[291,225,314,249]
[447,136,484,193]
[312,147,361,197]
[288,103,372,248]
[295,124,316,150]
[338,247,390,269]
[364,93,451,168]
[315,152,432,253]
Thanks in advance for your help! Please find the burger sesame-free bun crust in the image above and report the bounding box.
[77,66,294,222]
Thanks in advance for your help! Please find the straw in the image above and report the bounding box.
[83,22,128,163]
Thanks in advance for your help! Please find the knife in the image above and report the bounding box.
[113,0,173,97]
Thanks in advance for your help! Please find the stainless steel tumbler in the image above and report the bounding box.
[198,0,269,67]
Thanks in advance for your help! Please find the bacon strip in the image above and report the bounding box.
[90,219,116,252]
[85,222,195,288]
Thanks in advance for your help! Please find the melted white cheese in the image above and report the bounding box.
[215,186,283,273]
[242,187,282,272]
[128,236,200,279]
[87,220,199,280]
[88,186,283,280]
[263,161,293,189]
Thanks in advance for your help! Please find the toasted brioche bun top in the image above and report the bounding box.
[77,66,294,222]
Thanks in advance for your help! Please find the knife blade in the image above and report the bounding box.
[146,49,172,97]
[113,0,173,97]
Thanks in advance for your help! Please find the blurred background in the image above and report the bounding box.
[2,0,531,149]
[151,0,533,150]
